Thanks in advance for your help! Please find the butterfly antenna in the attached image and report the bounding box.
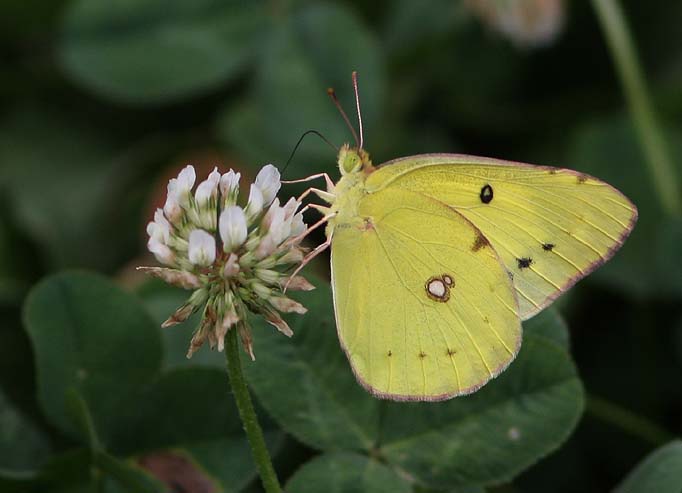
[281,129,338,176]
[352,71,364,149]
[327,87,359,148]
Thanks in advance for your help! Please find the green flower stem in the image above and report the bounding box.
[586,394,673,445]
[591,0,681,216]
[225,327,282,493]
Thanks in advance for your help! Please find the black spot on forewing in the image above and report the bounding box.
[542,243,555,251]
[479,184,494,204]
[387,350,392,357]
[517,257,533,269]
[577,174,588,184]
[419,352,427,359]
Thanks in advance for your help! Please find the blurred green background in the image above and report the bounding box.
[1,0,681,492]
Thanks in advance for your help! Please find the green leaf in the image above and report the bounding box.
[245,281,584,488]
[615,440,682,493]
[112,367,281,492]
[136,279,223,369]
[94,453,165,493]
[523,308,570,349]
[243,281,380,452]
[59,0,268,104]
[286,452,412,493]
[0,389,51,472]
[220,3,386,174]
[23,272,163,443]
[379,336,584,488]
[0,109,123,270]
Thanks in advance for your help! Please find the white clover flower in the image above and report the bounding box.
[244,184,264,221]
[220,170,241,207]
[176,165,196,200]
[188,229,216,266]
[195,167,221,207]
[220,206,248,252]
[163,180,182,223]
[255,164,281,206]
[291,212,306,237]
[148,237,175,266]
[139,163,312,360]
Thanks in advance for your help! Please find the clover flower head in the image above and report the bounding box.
[139,164,312,359]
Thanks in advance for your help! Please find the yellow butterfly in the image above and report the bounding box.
[287,72,637,402]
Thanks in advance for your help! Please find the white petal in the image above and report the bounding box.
[281,197,299,219]
[188,229,216,266]
[220,169,241,196]
[219,206,248,252]
[153,209,171,242]
[255,164,281,206]
[194,167,220,206]
[223,252,240,277]
[261,198,280,230]
[290,212,306,237]
[148,238,175,266]
[265,205,285,239]
[163,179,182,221]
[275,215,292,244]
[245,184,264,220]
[254,232,278,260]
[176,165,196,195]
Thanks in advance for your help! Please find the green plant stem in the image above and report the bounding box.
[592,0,682,215]
[591,0,681,216]
[225,327,282,493]
[586,394,673,445]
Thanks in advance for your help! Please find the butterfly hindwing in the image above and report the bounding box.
[330,187,521,401]
[365,154,638,319]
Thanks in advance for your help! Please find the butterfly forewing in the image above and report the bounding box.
[330,187,521,401]
[366,154,637,320]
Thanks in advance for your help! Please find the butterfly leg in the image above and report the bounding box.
[296,187,335,204]
[282,173,335,191]
[298,203,332,216]
[283,235,332,292]
[288,212,336,246]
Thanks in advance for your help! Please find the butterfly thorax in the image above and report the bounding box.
[326,145,374,236]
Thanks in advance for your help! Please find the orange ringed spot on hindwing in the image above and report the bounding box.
[425,274,454,302]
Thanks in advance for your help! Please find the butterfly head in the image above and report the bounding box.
[337,144,373,175]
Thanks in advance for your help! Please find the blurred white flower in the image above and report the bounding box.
[466,0,565,48]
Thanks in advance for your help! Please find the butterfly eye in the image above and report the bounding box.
[480,184,494,204]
